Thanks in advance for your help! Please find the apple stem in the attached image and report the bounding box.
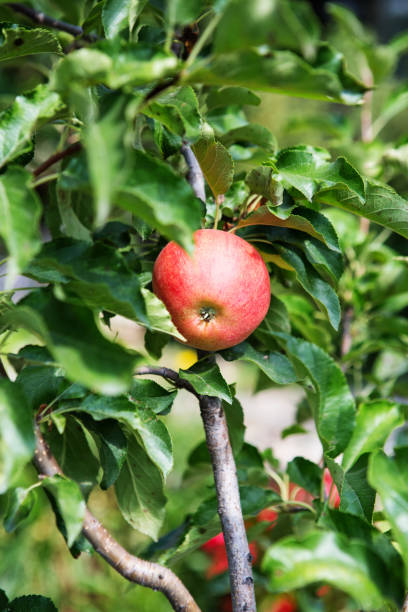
[32,423,201,612]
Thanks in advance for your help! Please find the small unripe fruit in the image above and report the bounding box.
[152,229,271,351]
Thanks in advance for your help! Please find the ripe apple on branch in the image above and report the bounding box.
[153,229,271,351]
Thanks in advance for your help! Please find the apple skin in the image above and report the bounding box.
[152,229,271,351]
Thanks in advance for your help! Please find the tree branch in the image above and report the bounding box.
[33,424,201,612]
[136,362,257,611]
[199,394,256,611]
[33,141,82,177]
[181,144,206,203]
[6,3,97,41]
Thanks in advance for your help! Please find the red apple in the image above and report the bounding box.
[152,229,271,351]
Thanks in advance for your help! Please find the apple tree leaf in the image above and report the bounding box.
[342,400,404,472]
[192,136,234,198]
[0,380,35,494]
[144,86,202,143]
[179,359,232,404]
[1,291,140,396]
[0,24,62,62]
[117,149,202,253]
[220,341,297,385]
[272,332,355,457]
[262,530,399,610]
[41,474,86,548]
[0,84,62,168]
[115,433,166,540]
[0,167,42,289]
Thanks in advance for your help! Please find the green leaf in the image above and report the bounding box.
[317,179,408,240]
[0,24,62,61]
[0,380,35,494]
[16,364,65,410]
[214,0,320,59]
[276,245,341,329]
[287,457,322,497]
[220,124,277,155]
[206,87,261,110]
[7,595,57,612]
[0,167,42,288]
[167,0,202,26]
[115,433,166,540]
[4,486,39,532]
[192,136,234,197]
[84,100,127,227]
[271,147,365,203]
[42,474,85,547]
[52,43,179,91]
[46,417,100,499]
[117,149,202,252]
[27,239,148,325]
[220,341,297,385]
[0,84,62,168]
[256,295,291,335]
[179,359,232,403]
[262,530,396,609]
[102,0,146,38]
[337,455,376,523]
[235,205,341,253]
[68,394,173,478]
[342,400,403,472]
[142,288,186,341]
[185,45,367,104]
[273,333,355,457]
[1,291,139,396]
[130,379,177,415]
[144,86,202,143]
[368,450,408,582]
[84,417,128,490]
[224,395,245,455]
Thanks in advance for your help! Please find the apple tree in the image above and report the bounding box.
[0,1,408,611]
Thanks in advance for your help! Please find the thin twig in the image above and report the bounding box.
[6,3,97,41]
[33,424,201,612]
[134,365,200,398]
[33,142,82,177]
[180,144,206,203]
[136,361,257,611]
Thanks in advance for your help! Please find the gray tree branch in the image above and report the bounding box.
[136,361,257,611]
[181,143,206,203]
[33,424,201,612]
[7,3,97,41]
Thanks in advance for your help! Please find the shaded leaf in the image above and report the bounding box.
[115,433,166,540]
[102,0,146,38]
[4,486,39,532]
[27,239,148,325]
[220,124,277,155]
[7,595,57,612]
[1,291,139,396]
[68,394,173,478]
[287,457,322,497]
[368,450,408,583]
[142,288,186,340]
[130,379,177,415]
